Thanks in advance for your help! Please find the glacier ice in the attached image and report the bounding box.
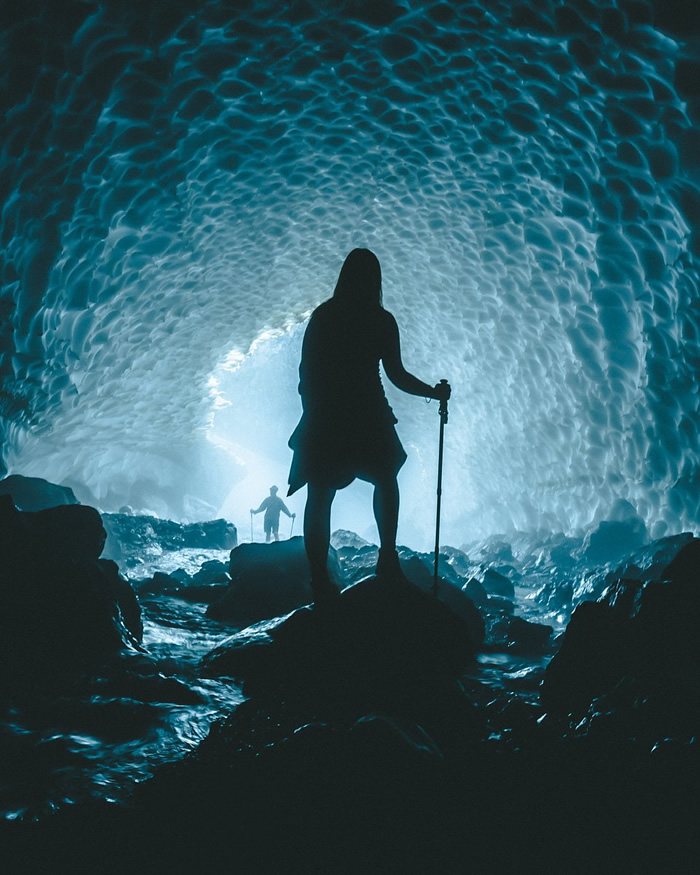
[0,0,698,545]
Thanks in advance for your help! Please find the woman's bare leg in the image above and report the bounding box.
[373,475,399,551]
[304,485,338,600]
[373,475,406,578]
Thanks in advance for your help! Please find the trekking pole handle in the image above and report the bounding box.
[438,379,449,425]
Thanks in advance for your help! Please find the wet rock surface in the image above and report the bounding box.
[582,511,649,565]
[206,537,342,626]
[0,474,79,512]
[0,495,142,676]
[102,512,237,566]
[0,494,243,825]
[4,568,698,874]
[542,537,700,729]
[202,572,480,697]
[1,492,698,872]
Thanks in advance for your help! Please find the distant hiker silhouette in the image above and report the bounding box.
[288,248,451,604]
[250,486,295,542]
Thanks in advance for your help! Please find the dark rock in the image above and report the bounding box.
[399,556,484,648]
[0,495,142,679]
[27,503,107,563]
[2,534,698,873]
[485,594,515,614]
[135,571,181,596]
[138,560,229,602]
[191,559,229,585]
[582,512,648,565]
[400,549,466,589]
[0,474,79,511]
[542,597,628,714]
[549,539,577,566]
[617,531,695,582]
[348,713,444,763]
[203,626,277,682]
[206,537,342,626]
[202,573,479,699]
[487,615,554,655]
[481,567,516,599]
[542,538,700,721]
[103,687,472,874]
[99,670,205,705]
[99,559,143,645]
[438,545,472,576]
[463,577,488,606]
[338,542,379,582]
[570,532,695,608]
[102,513,237,562]
[464,536,514,564]
[662,538,699,585]
[540,577,574,612]
[462,575,515,621]
[175,584,229,604]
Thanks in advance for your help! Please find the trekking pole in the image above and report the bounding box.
[433,380,449,597]
[290,514,295,538]
[250,511,254,543]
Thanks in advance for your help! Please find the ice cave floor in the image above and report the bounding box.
[0,476,698,874]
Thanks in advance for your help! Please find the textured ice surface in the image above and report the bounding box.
[0,0,698,544]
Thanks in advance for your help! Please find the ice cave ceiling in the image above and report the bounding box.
[1,0,698,544]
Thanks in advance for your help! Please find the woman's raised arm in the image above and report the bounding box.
[381,312,450,401]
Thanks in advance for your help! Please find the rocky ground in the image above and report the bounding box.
[0,476,698,873]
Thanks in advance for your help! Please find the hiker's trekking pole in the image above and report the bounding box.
[290,514,295,538]
[433,380,449,597]
[250,511,254,543]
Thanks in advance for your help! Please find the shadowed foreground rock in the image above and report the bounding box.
[205,536,343,626]
[0,495,142,679]
[2,557,699,874]
[202,572,482,698]
[0,474,80,512]
[542,537,700,726]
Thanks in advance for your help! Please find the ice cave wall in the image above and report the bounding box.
[0,0,698,542]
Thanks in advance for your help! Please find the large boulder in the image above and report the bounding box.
[25,503,107,563]
[399,555,484,649]
[202,572,479,700]
[582,510,648,565]
[206,536,342,626]
[102,513,237,562]
[0,474,79,511]
[135,560,230,603]
[542,538,700,721]
[485,615,554,655]
[479,567,516,599]
[0,495,142,678]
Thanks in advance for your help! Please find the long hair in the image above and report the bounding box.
[332,248,383,308]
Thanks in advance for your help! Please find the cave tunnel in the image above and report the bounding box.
[1,0,698,549]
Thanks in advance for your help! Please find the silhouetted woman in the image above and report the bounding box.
[288,248,451,603]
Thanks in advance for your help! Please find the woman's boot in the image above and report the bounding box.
[310,572,340,606]
[375,547,406,581]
